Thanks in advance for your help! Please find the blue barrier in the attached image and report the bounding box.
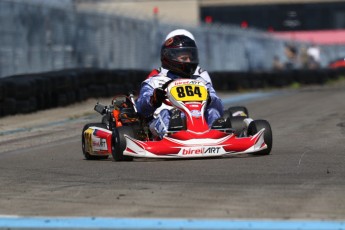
[0,217,344,230]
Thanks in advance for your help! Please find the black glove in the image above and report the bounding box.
[150,87,166,108]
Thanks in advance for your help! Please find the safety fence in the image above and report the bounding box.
[3,0,345,79]
[0,68,343,117]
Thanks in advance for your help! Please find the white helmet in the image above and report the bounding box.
[165,29,195,41]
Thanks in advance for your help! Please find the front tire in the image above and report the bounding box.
[81,123,109,160]
[112,126,135,161]
[247,120,273,155]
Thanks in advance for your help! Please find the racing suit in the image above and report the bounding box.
[136,67,224,139]
[146,66,213,86]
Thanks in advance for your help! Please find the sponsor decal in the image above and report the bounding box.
[189,80,201,85]
[190,110,201,118]
[92,137,108,151]
[189,104,199,108]
[181,147,221,155]
[165,37,174,46]
[173,80,201,86]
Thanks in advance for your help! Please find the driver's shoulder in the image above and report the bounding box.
[193,66,211,83]
[146,67,161,79]
[194,66,208,75]
[143,72,171,88]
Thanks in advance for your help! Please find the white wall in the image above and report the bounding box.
[77,0,200,26]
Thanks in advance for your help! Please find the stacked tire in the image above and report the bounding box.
[1,76,37,116]
[0,80,5,117]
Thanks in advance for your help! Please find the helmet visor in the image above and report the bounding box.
[166,48,199,64]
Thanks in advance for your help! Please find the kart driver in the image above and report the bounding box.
[146,29,213,86]
[136,34,224,139]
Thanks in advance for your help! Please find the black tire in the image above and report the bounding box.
[0,81,5,101]
[247,120,273,155]
[57,93,69,107]
[77,88,88,102]
[16,97,37,114]
[0,101,4,117]
[228,106,249,118]
[4,98,17,115]
[81,123,109,160]
[226,116,246,136]
[112,126,135,162]
[222,109,231,120]
[4,78,34,100]
[88,85,108,98]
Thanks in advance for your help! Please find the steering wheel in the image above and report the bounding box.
[161,80,174,106]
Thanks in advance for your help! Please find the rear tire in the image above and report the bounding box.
[227,106,249,118]
[81,123,109,160]
[225,116,246,136]
[247,120,273,155]
[112,126,135,161]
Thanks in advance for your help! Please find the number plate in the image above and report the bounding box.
[170,84,208,102]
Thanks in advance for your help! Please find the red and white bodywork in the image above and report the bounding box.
[123,79,268,158]
[84,127,112,156]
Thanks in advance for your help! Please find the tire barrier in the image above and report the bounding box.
[0,68,344,118]
[211,68,345,91]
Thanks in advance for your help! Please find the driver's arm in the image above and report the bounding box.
[206,83,224,116]
[136,83,156,118]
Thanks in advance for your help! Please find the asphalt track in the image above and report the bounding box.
[0,83,344,223]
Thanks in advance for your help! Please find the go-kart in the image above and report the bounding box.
[81,79,273,161]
